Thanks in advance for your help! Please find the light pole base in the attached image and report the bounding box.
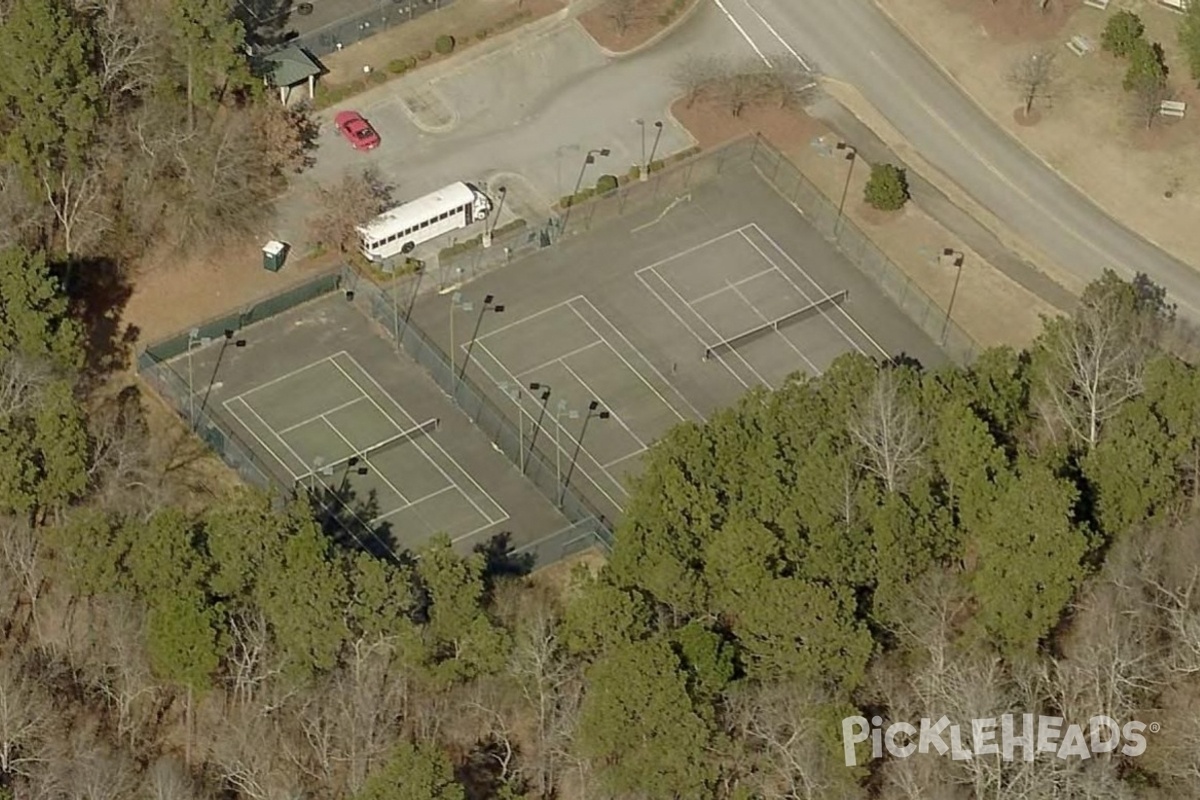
[482,230,492,248]
[639,166,648,182]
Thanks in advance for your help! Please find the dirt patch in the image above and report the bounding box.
[123,238,343,346]
[671,95,1059,349]
[952,0,1079,44]
[318,0,565,87]
[1013,106,1042,126]
[578,0,696,53]
[876,0,1200,276]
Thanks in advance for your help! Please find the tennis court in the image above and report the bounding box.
[223,349,508,542]
[635,223,888,389]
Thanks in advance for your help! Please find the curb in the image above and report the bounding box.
[585,0,703,59]
[869,0,1194,272]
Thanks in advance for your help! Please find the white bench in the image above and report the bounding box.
[1159,0,1190,12]
[1161,100,1187,118]
[1083,0,1109,8]
[1066,35,1094,57]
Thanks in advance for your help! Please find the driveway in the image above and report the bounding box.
[273,7,738,251]
[712,0,1200,320]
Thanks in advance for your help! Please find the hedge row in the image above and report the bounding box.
[558,145,703,208]
[438,218,528,259]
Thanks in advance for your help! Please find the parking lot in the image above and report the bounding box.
[408,160,946,521]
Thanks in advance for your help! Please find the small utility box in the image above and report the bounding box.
[262,240,288,272]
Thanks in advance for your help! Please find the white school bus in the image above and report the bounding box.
[357,182,492,262]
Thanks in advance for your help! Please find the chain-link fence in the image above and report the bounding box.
[745,135,981,365]
[136,268,347,493]
[292,0,456,59]
[342,265,616,556]
[436,218,559,292]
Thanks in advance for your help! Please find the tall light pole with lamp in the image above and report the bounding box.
[458,294,504,388]
[552,399,578,506]
[449,292,472,387]
[561,400,610,507]
[645,120,664,181]
[940,249,966,347]
[482,186,507,249]
[526,382,552,475]
[497,381,525,473]
[560,148,610,236]
[835,141,857,237]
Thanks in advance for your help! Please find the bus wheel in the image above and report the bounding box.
[401,242,415,254]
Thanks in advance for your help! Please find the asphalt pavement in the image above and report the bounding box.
[711,0,1200,319]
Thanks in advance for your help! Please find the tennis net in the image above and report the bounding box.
[703,290,848,361]
[293,417,439,488]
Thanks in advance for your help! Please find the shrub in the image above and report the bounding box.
[493,218,527,237]
[864,163,909,211]
[595,174,619,193]
[475,27,491,40]
[435,34,455,54]
[387,58,410,74]
[417,49,433,61]
[626,165,641,181]
[1101,10,1145,58]
[1123,38,1167,92]
[657,13,671,25]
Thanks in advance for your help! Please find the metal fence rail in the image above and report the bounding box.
[343,265,616,556]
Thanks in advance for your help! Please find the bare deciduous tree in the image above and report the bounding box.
[0,356,51,419]
[0,656,54,780]
[225,609,282,711]
[760,54,818,111]
[670,54,728,108]
[848,368,927,492]
[1132,74,1170,130]
[603,0,639,35]
[141,756,205,800]
[307,168,394,254]
[1008,48,1057,117]
[76,0,155,101]
[254,103,319,176]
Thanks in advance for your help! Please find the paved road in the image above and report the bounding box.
[713,0,1200,319]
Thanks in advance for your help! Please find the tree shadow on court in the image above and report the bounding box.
[304,481,401,561]
[886,352,926,371]
[474,532,535,585]
[59,256,138,386]
[237,0,296,49]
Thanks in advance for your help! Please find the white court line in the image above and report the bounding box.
[516,340,604,380]
[234,396,312,479]
[331,352,510,527]
[568,296,702,422]
[472,340,629,511]
[633,227,749,275]
[474,297,578,343]
[634,269,750,390]
[690,267,777,306]
[709,0,770,66]
[744,225,889,358]
[321,416,412,505]
[372,485,457,525]
[277,396,368,435]
[738,0,813,72]
[223,397,301,481]
[720,278,816,379]
[603,448,649,470]
[230,355,339,402]
[558,359,647,450]
[656,266,773,387]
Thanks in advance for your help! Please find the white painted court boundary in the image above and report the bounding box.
[223,352,508,543]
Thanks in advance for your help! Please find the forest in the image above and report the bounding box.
[6,0,1200,798]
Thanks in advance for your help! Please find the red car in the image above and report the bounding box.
[334,110,381,151]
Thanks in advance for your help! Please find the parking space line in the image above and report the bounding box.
[223,396,302,482]
[558,359,646,450]
[277,396,368,435]
[566,296,699,421]
[332,352,509,526]
[473,340,628,512]
[515,340,604,380]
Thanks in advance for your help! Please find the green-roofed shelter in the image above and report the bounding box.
[262,46,322,103]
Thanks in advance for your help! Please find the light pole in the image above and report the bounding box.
[835,141,857,238]
[561,400,609,507]
[940,249,966,347]
[498,381,525,473]
[458,294,505,388]
[561,147,610,237]
[526,382,552,475]
[482,186,507,249]
[645,120,664,180]
[449,292,472,387]
[196,328,246,424]
[186,328,205,430]
[553,399,579,506]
